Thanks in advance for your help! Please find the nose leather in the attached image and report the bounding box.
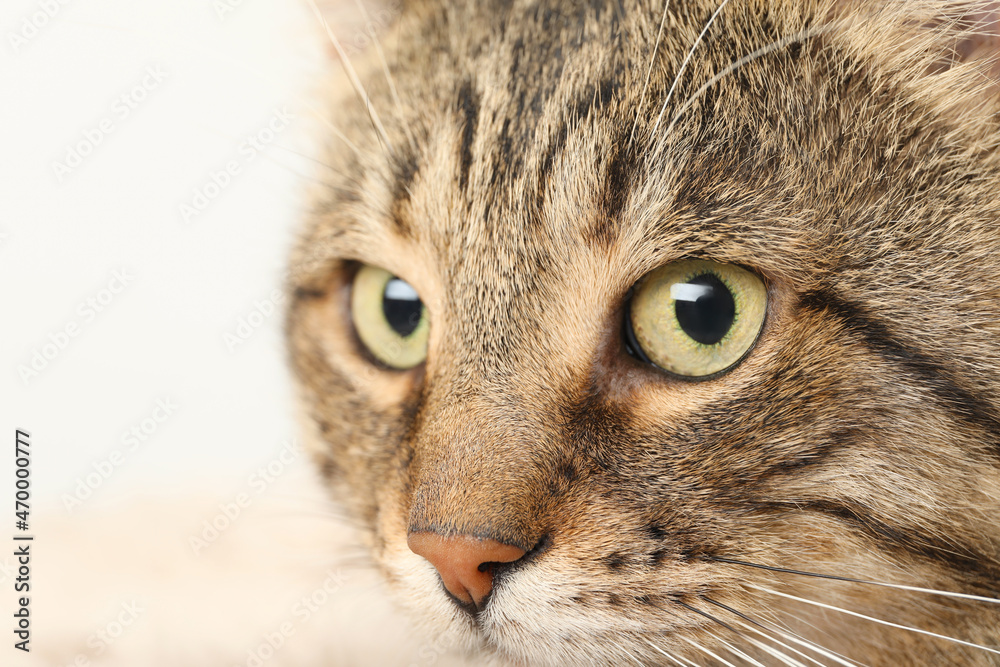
[407,532,527,609]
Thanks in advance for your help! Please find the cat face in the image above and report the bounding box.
[288,1,1000,664]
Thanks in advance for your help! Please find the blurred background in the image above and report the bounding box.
[3,0,321,508]
[1,1,461,665]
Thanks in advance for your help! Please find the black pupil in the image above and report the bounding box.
[674,273,736,346]
[383,278,423,338]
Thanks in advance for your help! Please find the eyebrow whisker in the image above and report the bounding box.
[305,0,394,155]
[630,0,672,145]
[650,0,734,139]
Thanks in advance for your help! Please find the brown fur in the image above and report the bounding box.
[288,1,1000,664]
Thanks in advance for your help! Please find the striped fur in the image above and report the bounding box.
[288,1,1000,664]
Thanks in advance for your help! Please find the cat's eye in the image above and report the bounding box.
[625,260,766,378]
[351,265,429,370]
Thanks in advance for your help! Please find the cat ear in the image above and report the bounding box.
[946,2,1000,74]
[830,1,1000,110]
[917,1,1000,84]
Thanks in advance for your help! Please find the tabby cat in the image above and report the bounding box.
[287,0,1000,664]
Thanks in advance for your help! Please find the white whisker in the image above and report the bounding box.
[751,622,863,667]
[706,598,864,667]
[739,634,813,667]
[305,0,394,153]
[715,557,1000,605]
[645,639,691,667]
[677,599,775,666]
[318,117,363,158]
[650,0,733,138]
[727,620,834,667]
[751,584,1000,657]
[629,0,671,143]
[662,23,836,139]
[699,628,774,667]
[707,608,832,667]
[679,602,760,664]
[350,0,414,150]
[616,641,646,665]
[680,635,741,667]
[260,141,350,181]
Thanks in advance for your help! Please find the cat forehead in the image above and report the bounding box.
[304,0,999,287]
[327,2,827,264]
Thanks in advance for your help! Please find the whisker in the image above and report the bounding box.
[271,506,367,530]
[750,584,1000,657]
[304,0,394,153]
[680,635,741,667]
[662,23,836,139]
[675,599,740,635]
[616,641,647,665]
[688,620,770,667]
[260,140,351,181]
[261,497,370,531]
[736,633,814,667]
[705,597,864,667]
[650,0,733,138]
[714,557,1000,605]
[629,0,671,144]
[320,116,364,159]
[704,630,779,667]
[350,0,414,150]
[704,605,834,667]
[678,600,795,667]
[724,620,833,667]
[642,637,690,666]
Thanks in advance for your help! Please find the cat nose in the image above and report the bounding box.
[407,532,527,610]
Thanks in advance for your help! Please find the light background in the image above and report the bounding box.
[3,0,326,509]
[0,2,461,666]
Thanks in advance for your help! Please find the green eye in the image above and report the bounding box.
[625,260,766,378]
[351,265,429,370]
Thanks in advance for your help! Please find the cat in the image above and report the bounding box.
[287,0,1000,665]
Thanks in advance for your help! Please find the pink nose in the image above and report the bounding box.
[407,532,527,609]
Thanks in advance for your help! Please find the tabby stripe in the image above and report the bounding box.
[591,127,642,247]
[535,74,621,220]
[754,499,1000,588]
[799,288,1000,451]
[534,121,568,217]
[390,145,419,237]
[457,79,479,193]
[293,286,326,300]
[744,426,859,483]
